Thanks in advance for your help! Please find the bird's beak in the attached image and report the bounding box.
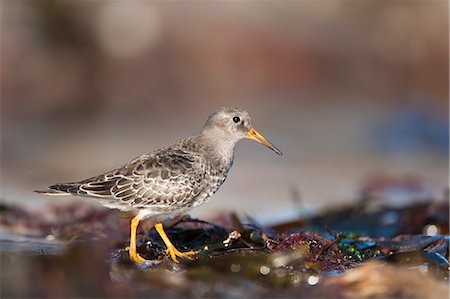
[247,128,282,155]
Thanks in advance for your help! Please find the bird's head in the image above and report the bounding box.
[201,107,282,155]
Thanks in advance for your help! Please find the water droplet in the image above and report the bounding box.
[230,263,241,273]
[307,275,320,285]
[424,224,438,236]
[260,265,271,275]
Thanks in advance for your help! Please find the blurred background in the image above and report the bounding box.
[2,0,448,224]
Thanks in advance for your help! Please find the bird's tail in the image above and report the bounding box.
[34,189,71,195]
[34,183,82,196]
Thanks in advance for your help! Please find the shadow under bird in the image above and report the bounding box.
[37,107,282,264]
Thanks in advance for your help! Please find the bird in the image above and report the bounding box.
[36,107,282,264]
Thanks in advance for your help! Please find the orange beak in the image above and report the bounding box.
[247,128,282,155]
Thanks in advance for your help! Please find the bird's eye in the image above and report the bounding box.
[233,116,241,123]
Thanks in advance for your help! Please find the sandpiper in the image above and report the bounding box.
[37,107,282,264]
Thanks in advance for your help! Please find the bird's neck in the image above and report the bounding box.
[199,131,236,166]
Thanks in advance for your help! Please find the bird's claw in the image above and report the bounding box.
[129,249,163,267]
[166,246,197,263]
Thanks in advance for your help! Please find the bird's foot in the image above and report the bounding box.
[128,247,162,267]
[165,245,197,263]
[129,250,149,264]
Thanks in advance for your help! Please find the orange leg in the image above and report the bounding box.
[128,216,197,264]
[154,222,197,263]
[129,215,148,264]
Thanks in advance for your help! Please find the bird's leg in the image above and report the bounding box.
[129,215,149,264]
[154,222,196,263]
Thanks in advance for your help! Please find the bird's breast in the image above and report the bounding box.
[190,157,232,208]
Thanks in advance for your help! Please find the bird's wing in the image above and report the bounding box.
[79,149,207,210]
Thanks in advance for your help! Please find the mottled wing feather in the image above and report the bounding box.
[79,149,206,211]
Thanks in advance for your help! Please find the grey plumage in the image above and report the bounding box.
[39,107,281,220]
